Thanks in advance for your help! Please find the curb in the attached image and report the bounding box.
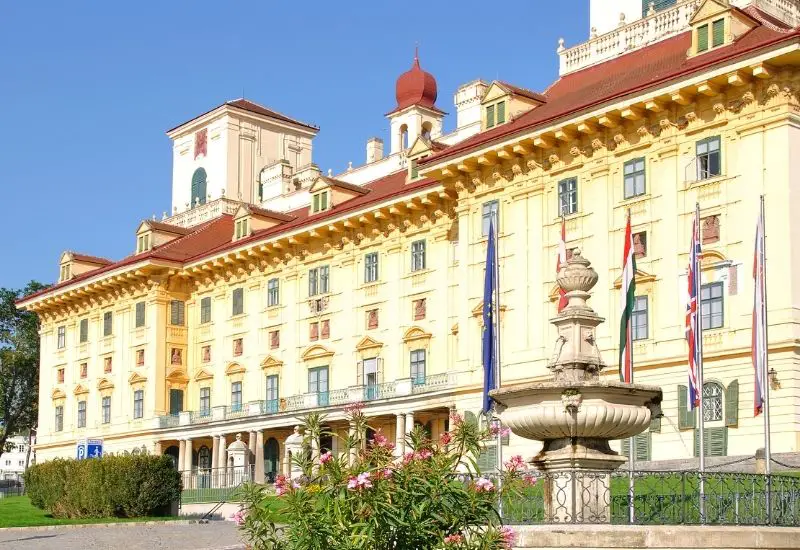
[0,518,226,532]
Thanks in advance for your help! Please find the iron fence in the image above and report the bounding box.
[500,470,800,526]
[180,464,254,504]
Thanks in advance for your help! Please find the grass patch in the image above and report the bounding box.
[0,496,180,528]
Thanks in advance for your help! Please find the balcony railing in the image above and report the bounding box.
[155,372,461,428]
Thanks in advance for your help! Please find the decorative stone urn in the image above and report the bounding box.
[284,426,305,480]
[490,250,662,523]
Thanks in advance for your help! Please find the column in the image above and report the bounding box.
[153,441,162,455]
[178,439,186,472]
[405,411,415,437]
[218,434,228,487]
[255,430,265,484]
[211,435,219,487]
[395,413,405,457]
[248,430,257,472]
[184,437,193,489]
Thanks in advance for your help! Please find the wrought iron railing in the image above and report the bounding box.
[180,464,254,504]
[364,381,397,401]
[500,470,800,526]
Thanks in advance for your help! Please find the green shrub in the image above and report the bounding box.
[24,454,181,519]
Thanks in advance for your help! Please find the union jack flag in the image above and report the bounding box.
[686,213,703,411]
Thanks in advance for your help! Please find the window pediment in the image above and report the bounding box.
[51,388,66,400]
[301,344,334,361]
[612,269,657,289]
[194,369,214,382]
[402,326,432,343]
[128,372,148,385]
[355,335,383,351]
[225,362,246,375]
[97,378,114,391]
[73,384,89,396]
[260,355,283,370]
[166,367,189,383]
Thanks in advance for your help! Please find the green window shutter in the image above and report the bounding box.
[725,380,739,427]
[477,445,498,473]
[709,426,728,457]
[649,414,662,433]
[712,19,725,47]
[636,433,651,461]
[496,101,506,124]
[697,24,709,52]
[678,385,696,430]
[411,159,418,179]
[621,438,630,457]
[486,105,495,128]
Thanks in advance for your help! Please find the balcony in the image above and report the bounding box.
[154,372,462,429]
[163,197,241,229]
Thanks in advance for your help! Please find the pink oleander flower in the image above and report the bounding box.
[504,455,526,472]
[439,431,452,446]
[320,451,333,464]
[449,411,463,427]
[443,533,464,544]
[402,451,416,465]
[347,472,373,490]
[274,475,289,496]
[499,526,516,548]
[417,449,433,460]
[523,473,538,486]
[344,402,365,415]
[374,468,393,480]
[231,509,247,526]
[292,480,301,489]
[488,424,511,438]
[474,477,495,492]
[372,429,395,450]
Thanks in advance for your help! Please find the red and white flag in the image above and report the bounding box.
[619,211,636,384]
[752,210,767,416]
[557,217,568,312]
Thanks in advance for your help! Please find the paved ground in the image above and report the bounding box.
[0,521,244,550]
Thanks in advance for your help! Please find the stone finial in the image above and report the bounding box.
[221,188,226,197]
[162,212,167,220]
[173,206,178,214]
[556,249,599,297]
[647,1,656,15]
[328,168,333,177]
[557,38,565,53]
[590,27,597,39]
[152,214,156,220]
[347,161,353,171]
[618,12,626,27]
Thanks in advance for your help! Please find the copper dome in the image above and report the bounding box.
[394,51,438,112]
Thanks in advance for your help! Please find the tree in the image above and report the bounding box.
[0,281,48,460]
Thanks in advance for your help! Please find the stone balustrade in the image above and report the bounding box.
[163,197,241,228]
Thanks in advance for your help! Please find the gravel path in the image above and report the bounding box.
[0,521,244,550]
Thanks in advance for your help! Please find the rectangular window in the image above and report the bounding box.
[265,375,279,413]
[632,296,649,341]
[558,177,578,215]
[133,390,144,419]
[697,24,709,52]
[200,297,212,324]
[55,406,63,432]
[308,268,318,296]
[103,311,113,337]
[712,18,724,47]
[101,396,111,424]
[486,104,495,128]
[696,136,721,180]
[310,322,319,341]
[364,252,379,283]
[170,300,185,326]
[312,192,329,213]
[231,382,242,412]
[232,288,244,316]
[320,266,330,294]
[482,200,499,237]
[321,319,330,339]
[57,326,66,349]
[135,301,146,328]
[496,101,506,124]
[410,349,426,385]
[411,240,426,272]
[199,387,211,416]
[623,158,646,198]
[169,389,184,416]
[269,330,280,349]
[309,266,330,296]
[701,282,724,330]
[235,218,249,239]
[79,318,88,343]
[77,400,86,428]
[309,367,329,407]
[364,357,379,400]
[267,278,280,307]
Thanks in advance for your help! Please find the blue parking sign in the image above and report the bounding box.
[76,442,87,460]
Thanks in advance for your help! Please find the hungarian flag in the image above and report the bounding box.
[619,211,636,383]
[752,209,767,416]
[556,217,568,312]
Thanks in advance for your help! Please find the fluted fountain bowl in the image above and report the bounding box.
[490,381,662,442]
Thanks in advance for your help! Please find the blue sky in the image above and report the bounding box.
[0,1,587,290]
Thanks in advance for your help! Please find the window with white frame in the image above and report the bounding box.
[623,158,646,199]
[312,191,329,213]
[79,318,88,343]
[308,266,330,296]
[170,300,185,326]
[199,387,211,416]
[54,406,63,432]
[482,200,499,237]
[57,326,66,349]
[701,282,724,330]
[232,288,244,316]
[632,296,648,341]
[231,382,242,412]
[411,240,426,272]
[267,278,280,307]
[410,349,426,385]
[200,297,212,324]
[133,390,144,419]
[77,400,87,428]
[101,396,111,424]
[696,136,721,180]
[364,252,379,283]
[558,177,578,215]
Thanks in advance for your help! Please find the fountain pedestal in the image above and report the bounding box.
[490,250,662,523]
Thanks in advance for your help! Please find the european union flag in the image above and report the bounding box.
[482,219,497,414]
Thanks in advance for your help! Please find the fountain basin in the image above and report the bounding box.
[490,381,662,442]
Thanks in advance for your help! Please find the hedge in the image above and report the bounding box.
[24,454,181,518]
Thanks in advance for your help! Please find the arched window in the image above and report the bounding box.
[197,446,211,470]
[421,121,432,140]
[399,124,409,150]
[703,382,724,422]
[191,168,207,206]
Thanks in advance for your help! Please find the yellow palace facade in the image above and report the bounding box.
[19,0,800,479]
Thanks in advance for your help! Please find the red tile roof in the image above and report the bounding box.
[319,176,371,195]
[241,204,296,222]
[140,220,194,235]
[496,81,547,104]
[422,19,798,166]
[68,253,113,266]
[167,98,318,134]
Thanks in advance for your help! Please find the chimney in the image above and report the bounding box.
[366,137,384,164]
[454,80,489,129]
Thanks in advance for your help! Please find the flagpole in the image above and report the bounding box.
[625,209,636,524]
[759,195,773,523]
[695,202,706,521]
[492,216,504,516]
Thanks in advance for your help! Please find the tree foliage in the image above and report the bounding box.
[0,281,48,458]
[237,405,534,549]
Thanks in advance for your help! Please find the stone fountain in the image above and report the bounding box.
[490,250,662,523]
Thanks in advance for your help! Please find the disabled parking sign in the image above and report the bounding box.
[76,439,103,460]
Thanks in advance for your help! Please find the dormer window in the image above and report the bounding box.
[136,233,151,254]
[697,19,725,52]
[234,218,250,240]
[486,101,507,129]
[312,191,329,214]
[59,264,71,282]
[689,1,753,57]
